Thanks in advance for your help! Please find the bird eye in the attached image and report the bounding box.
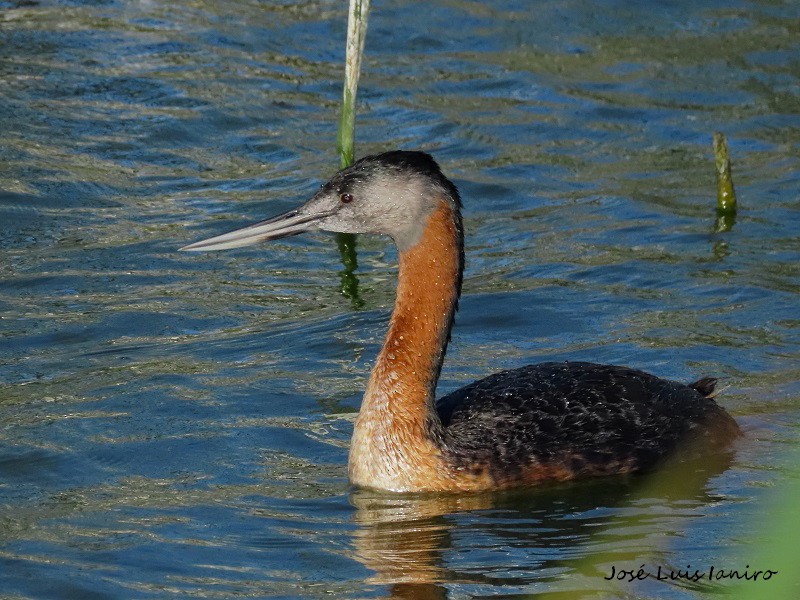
[340,193,354,204]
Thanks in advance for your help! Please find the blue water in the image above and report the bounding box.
[1,0,798,598]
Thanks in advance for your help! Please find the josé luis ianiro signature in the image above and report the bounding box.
[605,564,778,583]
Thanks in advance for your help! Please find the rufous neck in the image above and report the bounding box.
[349,197,463,490]
[374,197,462,407]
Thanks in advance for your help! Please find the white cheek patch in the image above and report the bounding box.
[312,172,445,249]
[362,177,438,251]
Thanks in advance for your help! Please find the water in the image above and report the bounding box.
[1,0,798,597]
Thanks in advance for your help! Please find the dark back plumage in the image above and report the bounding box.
[436,361,739,484]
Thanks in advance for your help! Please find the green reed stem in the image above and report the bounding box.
[336,0,370,170]
[335,0,370,309]
[713,132,737,214]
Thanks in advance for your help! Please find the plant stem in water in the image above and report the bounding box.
[335,0,370,308]
[713,132,737,214]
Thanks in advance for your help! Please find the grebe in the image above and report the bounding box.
[181,150,741,492]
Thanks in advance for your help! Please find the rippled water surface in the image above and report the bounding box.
[1,0,799,598]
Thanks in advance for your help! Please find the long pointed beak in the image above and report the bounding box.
[179,207,333,252]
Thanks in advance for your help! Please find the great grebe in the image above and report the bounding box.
[181,150,740,492]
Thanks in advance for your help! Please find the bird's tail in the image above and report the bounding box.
[689,376,718,398]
